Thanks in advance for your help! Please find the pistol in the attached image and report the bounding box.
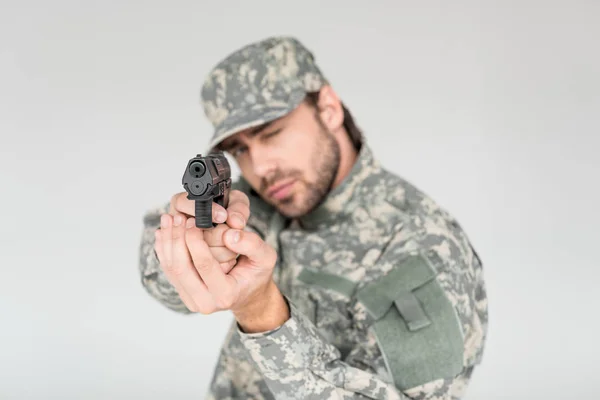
[181,151,232,228]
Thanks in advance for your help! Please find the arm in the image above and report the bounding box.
[236,289,472,400]
[234,228,487,399]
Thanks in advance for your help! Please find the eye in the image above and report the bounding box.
[231,146,247,158]
[263,129,281,139]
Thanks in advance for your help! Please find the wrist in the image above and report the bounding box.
[234,281,290,333]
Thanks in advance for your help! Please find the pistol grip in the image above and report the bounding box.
[195,199,215,229]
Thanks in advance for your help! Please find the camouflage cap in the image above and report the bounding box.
[201,36,328,151]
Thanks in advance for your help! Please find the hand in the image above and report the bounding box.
[153,211,280,318]
[168,190,251,272]
[169,190,249,230]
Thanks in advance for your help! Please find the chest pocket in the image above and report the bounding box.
[355,253,465,391]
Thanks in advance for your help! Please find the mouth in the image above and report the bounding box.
[266,178,297,200]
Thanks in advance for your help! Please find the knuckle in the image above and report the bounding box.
[215,248,236,262]
[248,233,263,251]
[165,262,185,277]
[212,203,224,215]
[193,257,213,273]
[171,234,183,245]
[264,244,277,265]
[204,224,226,244]
[238,190,250,204]
[196,306,213,315]
[215,294,234,310]
[231,190,250,206]
[231,211,247,223]
[194,298,217,315]
[170,192,188,213]
[243,230,258,242]
[219,259,237,273]
[169,194,179,211]
[183,301,198,313]
[258,237,271,255]
[171,227,183,241]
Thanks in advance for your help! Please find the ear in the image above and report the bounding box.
[315,85,344,133]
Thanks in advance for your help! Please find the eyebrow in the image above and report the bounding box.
[219,121,276,152]
[249,121,275,136]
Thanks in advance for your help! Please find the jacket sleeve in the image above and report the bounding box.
[236,295,473,400]
[137,201,193,314]
[235,226,488,400]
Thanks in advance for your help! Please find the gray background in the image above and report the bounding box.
[1,0,598,399]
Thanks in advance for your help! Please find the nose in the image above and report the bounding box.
[250,145,277,179]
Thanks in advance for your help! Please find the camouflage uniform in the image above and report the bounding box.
[138,36,488,399]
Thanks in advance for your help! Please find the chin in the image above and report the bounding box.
[274,199,306,218]
[275,193,322,219]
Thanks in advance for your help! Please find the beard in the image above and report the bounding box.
[259,126,341,219]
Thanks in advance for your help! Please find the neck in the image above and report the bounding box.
[295,138,377,230]
[331,128,358,189]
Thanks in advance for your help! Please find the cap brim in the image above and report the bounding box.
[205,90,306,153]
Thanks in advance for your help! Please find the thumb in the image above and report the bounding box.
[223,229,277,267]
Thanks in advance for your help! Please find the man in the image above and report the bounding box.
[138,36,488,399]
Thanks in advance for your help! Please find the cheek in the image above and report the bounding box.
[285,139,325,184]
[234,159,260,190]
[280,137,315,172]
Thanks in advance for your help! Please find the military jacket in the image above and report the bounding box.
[138,141,488,399]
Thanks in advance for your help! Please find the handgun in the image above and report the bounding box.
[181,151,232,228]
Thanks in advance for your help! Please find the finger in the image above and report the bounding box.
[223,229,277,268]
[220,259,237,274]
[198,219,237,263]
[160,214,174,267]
[154,226,199,312]
[171,212,214,309]
[203,223,230,246]
[210,246,238,263]
[170,192,228,224]
[185,220,234,305]
[154,229,165,263]
[225,190,250,230]
[169,192,193,215]
[197,220,238,266]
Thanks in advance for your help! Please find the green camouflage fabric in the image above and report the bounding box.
[200,36,329,152]
[138,140,488,399]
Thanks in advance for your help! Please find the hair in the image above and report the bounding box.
[304,91,363,151]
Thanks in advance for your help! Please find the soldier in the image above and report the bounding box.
[138,36,488,399]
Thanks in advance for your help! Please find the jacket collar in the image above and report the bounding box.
[295,140,381,230]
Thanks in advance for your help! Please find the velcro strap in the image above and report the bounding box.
[356,253,436,321]
[394,292,431,331]
[297,268,357,298]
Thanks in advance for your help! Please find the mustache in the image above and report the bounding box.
[260,169,303,193]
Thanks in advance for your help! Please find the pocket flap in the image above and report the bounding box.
[356,253,436,321]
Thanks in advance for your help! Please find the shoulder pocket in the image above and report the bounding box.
[355,253,464,390]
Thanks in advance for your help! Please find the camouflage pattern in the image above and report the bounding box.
[138,140,488,399]
[200,36,329,152]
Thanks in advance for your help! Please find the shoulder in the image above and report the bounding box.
[365,166,480,271]
[352,167,488,388]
